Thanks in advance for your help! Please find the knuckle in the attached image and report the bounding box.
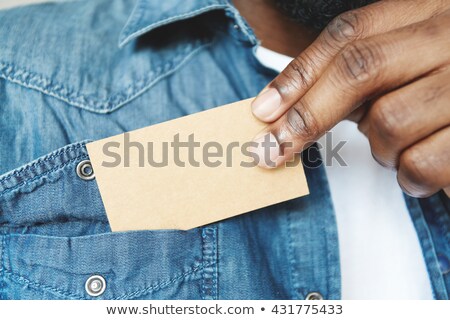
[368,138,397,170]
[370,148,396,169]
[397,174,434,198]
[399,148,434,192]
[285,101,321,142]
[278,56,315,92]
[337,41,384,85]
[370,96,405,143]
[326,10,365,43]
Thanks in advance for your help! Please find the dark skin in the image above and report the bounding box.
[233,0,318,57]
[235,0,450,198]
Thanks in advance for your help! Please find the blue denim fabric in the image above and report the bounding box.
[0,0,448,299]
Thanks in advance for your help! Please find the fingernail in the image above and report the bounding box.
[251,132,281,168]
[251,88,281,121]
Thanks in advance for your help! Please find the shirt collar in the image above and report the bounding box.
[119,0,233,47]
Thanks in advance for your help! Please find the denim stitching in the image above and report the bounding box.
[223,3,257,45]
[4,270,86,300]
[118,0,146,46]
[0,235,4,299]
[0,41,212,113]
[406,196,448,299]
[119,4,229,47]
[4,261,213,300]
[201,226,218,300]
[213,226,218,299]
[0,155,86,196]
[417,215,447,298]
[113,262,214,300]
[201,229,207,300]
[424,195,450,276]
[320,173,341,300]
[0,143,87,183]
[3,235,83,299]
[0,235,4,273]
[201,231,205,300]
[286,210,300,299]
[103,42,213,113]
[4,230,212,299]
[435,203,450,244]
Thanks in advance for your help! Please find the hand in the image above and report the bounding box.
[251,0,450,198]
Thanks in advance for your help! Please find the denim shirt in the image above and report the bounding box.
[0,0,448,300]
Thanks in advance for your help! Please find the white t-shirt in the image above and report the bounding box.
[255,46,434,299]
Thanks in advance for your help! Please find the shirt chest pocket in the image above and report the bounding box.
[0,143,218,300]
[0,1,214,114]
[1,227,218,300]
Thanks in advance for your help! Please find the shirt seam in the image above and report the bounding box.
[3,260,214,300]
[0,155,86,197]
[0,142,88,184]
[119,4,230,47]
[0,40,212,114]
[113,261,214,300]
[406,196,448,299]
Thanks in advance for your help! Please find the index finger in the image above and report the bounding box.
[252,12,450,167]
[251,0,448,122]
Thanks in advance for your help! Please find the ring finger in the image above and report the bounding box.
[360,69,450,168]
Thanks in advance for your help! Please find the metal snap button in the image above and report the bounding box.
[76,160,95,180]
[306,292,323,300]
[85,275,106,297]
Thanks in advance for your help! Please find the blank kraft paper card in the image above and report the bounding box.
[86,98,309,231]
